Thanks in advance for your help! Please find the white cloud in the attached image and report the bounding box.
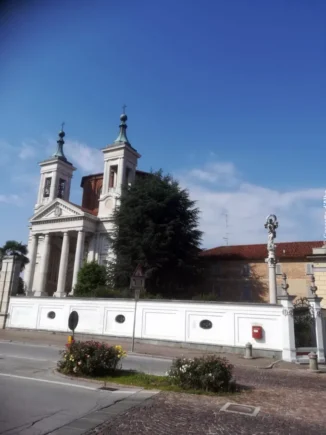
[0,140,15,166]
[2,133,323,250]
[47,139,103,174]
[18,142,37,160]
[0,194,23,205]
[11,172,39,189]
[186,162,239,186]
[180,161,325,248]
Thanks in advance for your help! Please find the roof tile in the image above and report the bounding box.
[200,241,324,260]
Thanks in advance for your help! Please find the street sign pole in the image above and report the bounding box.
[131,288,140,353]
[130,264,145,353]
[68,311,79,344]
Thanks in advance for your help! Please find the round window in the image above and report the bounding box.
[115,314,125,324]
[47,311,56,319]
[200,319,212,330]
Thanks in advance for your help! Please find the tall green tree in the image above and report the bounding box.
[109,170,203,297]
[0,240,29,271]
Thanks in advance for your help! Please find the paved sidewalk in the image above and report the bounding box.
[86,367,326,435]
[0,329,308,371]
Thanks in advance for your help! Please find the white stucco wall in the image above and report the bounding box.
[7,297,289,357]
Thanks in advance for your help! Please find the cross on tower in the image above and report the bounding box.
[122,104,127,114]
[61,122,65,131]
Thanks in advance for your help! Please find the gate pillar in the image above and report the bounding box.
[278,294,297,362]
[307,297,325,364]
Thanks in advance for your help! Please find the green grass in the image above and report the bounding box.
[98,371,171,389]
[94,370,239,396]
[58,367,241,396]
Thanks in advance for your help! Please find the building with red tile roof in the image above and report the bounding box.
[199,241,323,303]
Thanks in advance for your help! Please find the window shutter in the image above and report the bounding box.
[306,263,313,275]
[242,282,252,301]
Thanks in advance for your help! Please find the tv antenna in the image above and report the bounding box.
[222,211,230,246]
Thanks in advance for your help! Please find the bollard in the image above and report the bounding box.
[308,352,319,371]
[244,342,253,359]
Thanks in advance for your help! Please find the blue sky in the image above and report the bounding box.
[0,0,325,248]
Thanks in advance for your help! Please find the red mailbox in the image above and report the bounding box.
[252,326,263,340]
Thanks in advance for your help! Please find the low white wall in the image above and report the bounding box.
[7,297,287,357]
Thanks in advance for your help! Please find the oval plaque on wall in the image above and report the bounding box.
[199,319,213,330]
[115,314,126,324]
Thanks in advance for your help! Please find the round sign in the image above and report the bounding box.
[68,311,79,332]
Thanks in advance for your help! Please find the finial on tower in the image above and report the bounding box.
[53,122,67,161]
[114,107,130,145]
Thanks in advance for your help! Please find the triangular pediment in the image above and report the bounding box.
[31,199,85,222]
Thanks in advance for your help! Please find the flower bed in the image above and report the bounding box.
[168,355,234,393]
[57,340,126,377]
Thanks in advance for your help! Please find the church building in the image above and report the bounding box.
[24,112,144,297]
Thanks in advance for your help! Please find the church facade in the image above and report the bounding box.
[24,113,144,297]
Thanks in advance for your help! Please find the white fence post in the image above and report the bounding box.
[0,256,22,328]
[308,297,325,364]
[278,295,297,362]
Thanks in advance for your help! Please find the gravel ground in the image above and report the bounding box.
[86,366,326,434]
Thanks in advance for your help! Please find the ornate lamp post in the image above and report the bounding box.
[264,214,278,304]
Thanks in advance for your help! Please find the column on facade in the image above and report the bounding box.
[94,233,100,262]
[308,297,325,364]
[36,174,44,207]
[267,255,277,304]
[117,157,126,188]
[25,234,38,295]
[71,230,85,293]
[102,161,109,195]
[54,231,70,297]
[49,170,58,201]
[35,233,51,297]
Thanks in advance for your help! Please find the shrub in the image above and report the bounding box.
[74,262,108,296]
[192,293,220,301]
[57,341,126,377]
[168,355,233,392]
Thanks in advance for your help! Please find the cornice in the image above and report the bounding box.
[31,215,98,225]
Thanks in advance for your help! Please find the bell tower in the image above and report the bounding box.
[98,111,141,218]
[34,125,76,211]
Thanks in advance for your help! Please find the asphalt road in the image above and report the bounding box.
[0,341,171,434]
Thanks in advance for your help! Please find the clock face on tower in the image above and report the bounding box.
[105,197,113,210]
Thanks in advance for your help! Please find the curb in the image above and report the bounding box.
[53,369,150,391]
[128,351,173,360]
[48,373,159,435]
[0,339,63,349]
